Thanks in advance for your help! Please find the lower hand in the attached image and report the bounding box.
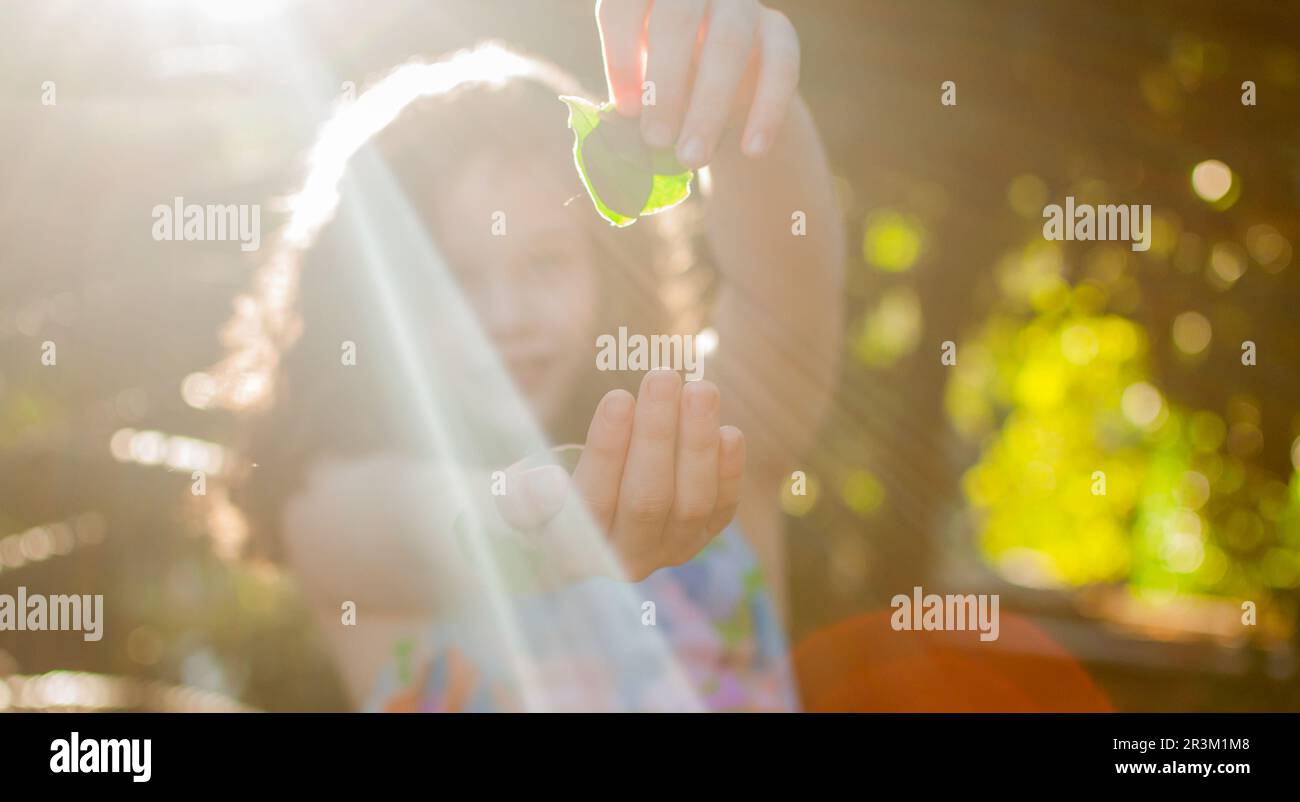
[495,370,746,581]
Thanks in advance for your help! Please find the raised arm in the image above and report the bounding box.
[704,95,844,488]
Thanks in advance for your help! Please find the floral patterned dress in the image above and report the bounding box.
[367,524,798,712]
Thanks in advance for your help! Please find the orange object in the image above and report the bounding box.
[793,609,1113,712]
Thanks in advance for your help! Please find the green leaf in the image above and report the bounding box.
[559,95,693,227]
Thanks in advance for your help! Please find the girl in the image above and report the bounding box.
[214,0,842,711]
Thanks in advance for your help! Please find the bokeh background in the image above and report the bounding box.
[1,0,1298,711]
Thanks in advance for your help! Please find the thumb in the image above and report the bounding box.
[494,464,570,531]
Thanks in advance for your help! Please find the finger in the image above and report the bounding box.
[663,380,721,563]
[612,369,681,569]
[675,1,758,168]
[571,389,636,532]
[596,0,651,116]
[740,7,800,158]
[640,0,707,149]
[494,464,570,531]
[704,425,745,535]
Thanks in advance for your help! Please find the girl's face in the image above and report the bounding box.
[426,154,601,429]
